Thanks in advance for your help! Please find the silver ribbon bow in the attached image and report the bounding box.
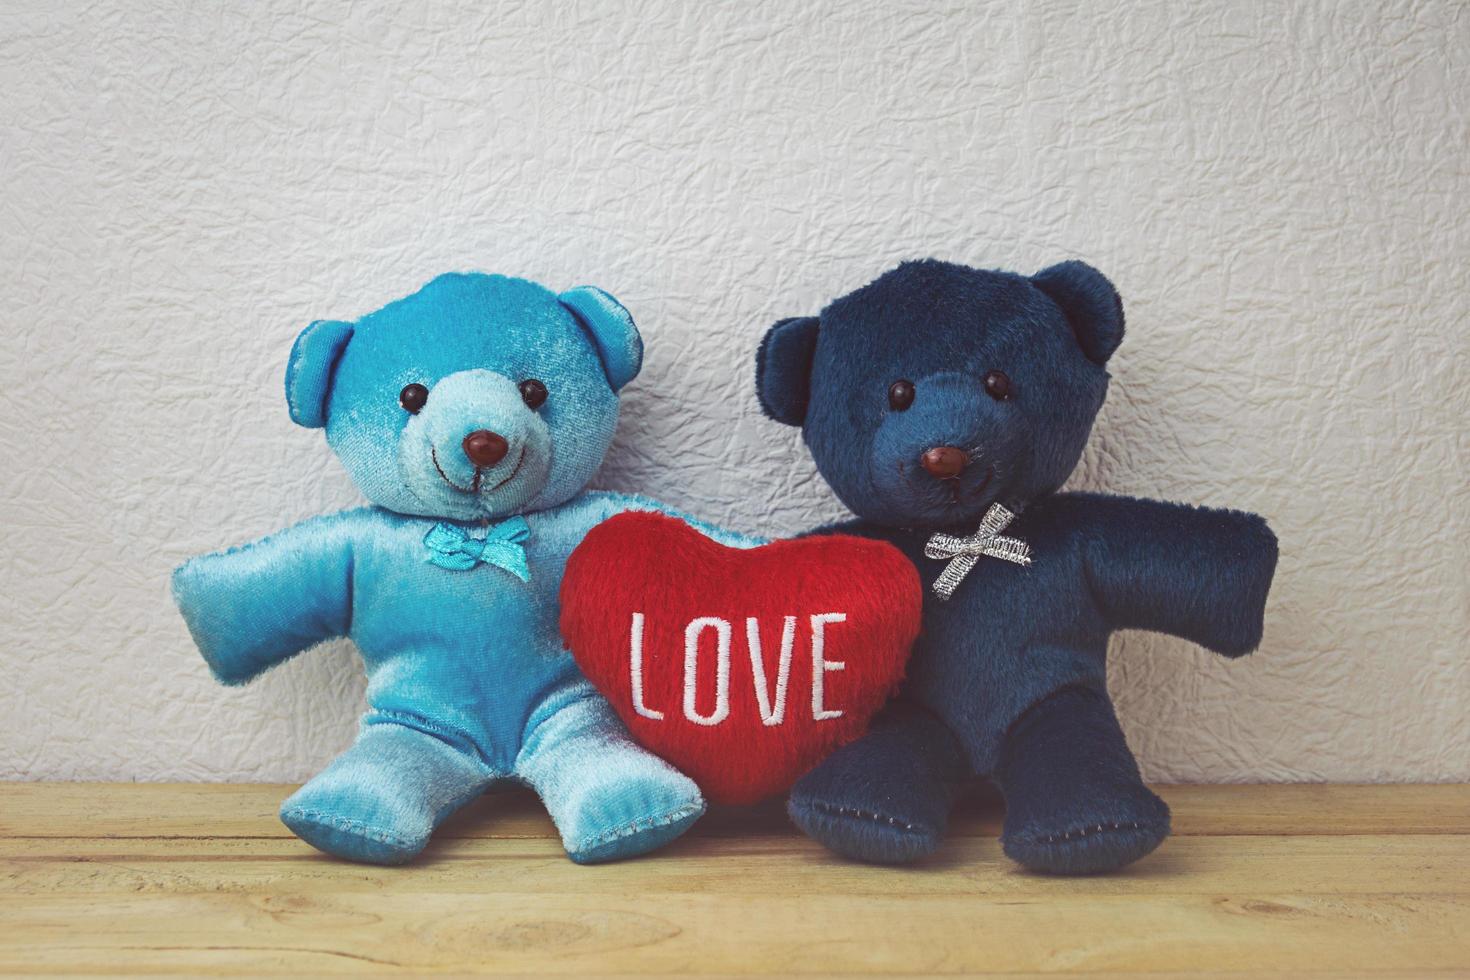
[923,503,1032,601]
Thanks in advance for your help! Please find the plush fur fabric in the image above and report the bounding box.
[561,511,921,805]
[760,259,1279,873]
[994,685,1172,874]
[301,273,634,521]
[174,273,754,866]
[786,701,968,863]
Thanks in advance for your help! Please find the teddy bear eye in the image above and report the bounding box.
[888,379,915,411]
[399,383,429,414]
[983,370,1013,400]
[519,378,548,410]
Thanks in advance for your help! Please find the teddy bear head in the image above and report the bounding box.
[286,272,642,522]
[756,259,1123,529]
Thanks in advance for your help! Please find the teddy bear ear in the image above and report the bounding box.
[285,319,354,428]
[1031,261,1125,366]
[559,286,643,392]
[755,316,820,426]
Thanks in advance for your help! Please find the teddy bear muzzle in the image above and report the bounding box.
[400,368,555,514]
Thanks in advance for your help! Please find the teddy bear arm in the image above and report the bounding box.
[171,511,363,685]
[1077,494,1278,657]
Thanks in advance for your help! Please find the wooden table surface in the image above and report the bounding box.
[2,783,1467,976]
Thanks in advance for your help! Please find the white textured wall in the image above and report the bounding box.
[2,0,1466,783]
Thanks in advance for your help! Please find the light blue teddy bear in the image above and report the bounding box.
[173,272,757,865]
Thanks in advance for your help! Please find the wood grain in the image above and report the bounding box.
[6,782,1469,840]
[1,783,1466,975]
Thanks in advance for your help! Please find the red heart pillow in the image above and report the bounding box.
[560,512,922,805]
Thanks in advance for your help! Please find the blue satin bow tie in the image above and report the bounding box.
[423,517,532,581]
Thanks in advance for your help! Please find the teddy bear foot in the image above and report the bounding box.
[517,696,709,864]
[281,806,428,866]
[566,799,706,865]
[995,686,1172,874]
[1001,807,1170,875]
[787,795,943,864]
[787,703,965,864]
[280,720,496,865]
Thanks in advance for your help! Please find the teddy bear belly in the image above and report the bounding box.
[898,593,1108,775]
[844,522,1112,777]
[359,642,584,768]
[356,621,584,764]
[346,548,583,764]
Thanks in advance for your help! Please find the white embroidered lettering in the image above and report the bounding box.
[810,612,848,720]
[629,612,664,720]
[746,615,796,726]
[683,616,732,726]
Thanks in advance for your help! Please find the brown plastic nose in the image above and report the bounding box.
[462,430,509,468]
[921,446,969,479]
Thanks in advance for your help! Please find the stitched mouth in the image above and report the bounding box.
[482,447,526,493]
[431,448,477,493]
[431,446,526,495]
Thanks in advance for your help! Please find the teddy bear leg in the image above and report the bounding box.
[994,685,1170,874]
[516,696,705,864]
[280,720,497,865]
[787,701,968,864]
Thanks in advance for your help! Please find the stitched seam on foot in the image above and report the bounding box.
[282,807,419,849]
[571,800,703,855]
[1009,819,1148,846]
[810,800,920,834]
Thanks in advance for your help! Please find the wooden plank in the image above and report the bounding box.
[4,893,1467,975]
[3,834,1468,898]
[1,785,1468,976]
[0,836,1466,975]
[1159,783,1470,837]
[4,783,1469,840]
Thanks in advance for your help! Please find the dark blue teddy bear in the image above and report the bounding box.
[756,259,1278,874]
[174,272,759,865]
